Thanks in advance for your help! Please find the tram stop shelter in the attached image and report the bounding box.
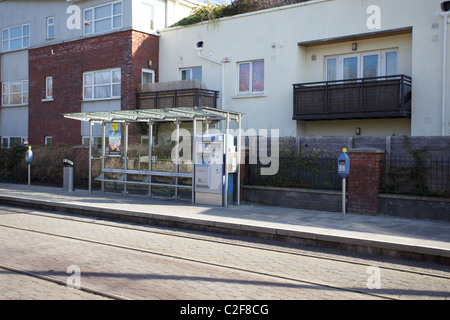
[64,107,243,207]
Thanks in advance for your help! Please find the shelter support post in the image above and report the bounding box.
[89,120,93,194]
[101,123,106,192]
[148,121,153,198]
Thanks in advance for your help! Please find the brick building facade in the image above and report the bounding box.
[28,30,159,146]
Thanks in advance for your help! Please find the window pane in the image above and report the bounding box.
[94,85,111,99]
[10,82,22,93]
[10,26,22,38]
[113,16,121,28]
[10,38,22,51]
[48,25,54,38]
[22,25,29,36]
[239,63,250,92]
[2,29,8,40]
[84,9,93,21]
[84,24,93,34]
[95,4,111,19]
[112,69,121,82]
[10,137,22,147]
[10,93,22,104]
[181,70,190,81]
[23,81,28,92]
[84,87,93,99]
[192,67,202,83]
[23,93,28,104]
[94,70,111,85]
[343,57,358,80]
[363,55,378,78]
[2,94,9,105]
[113,2,122,15]
[22,36,29,48]
[3,82,9,93]
[46,78,53,97]
[252,61,264,92]
[112,84,121,97]
[142,71,154,84]
[2,40,8,52]
[95,18,111,33]
[327,58,337,81]
[386,51,398,76]
[84,73,93,86]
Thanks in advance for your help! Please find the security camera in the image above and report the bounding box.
[442,1,450,11]
[196,41,204,51]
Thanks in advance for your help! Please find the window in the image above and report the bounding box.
[83,68,121,100]
[180,67,202,84]
[2,137,25,149]
[45,136,53,146]
[84,1,122,35]
[47,17,55,39]
[142,69,155,85]
[238,60,264,94]
[325,50,398,81]
[2,24,30,52]
[45,76,53,99]
[2,80,29,106]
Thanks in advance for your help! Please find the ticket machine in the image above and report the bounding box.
[194,134,237,206]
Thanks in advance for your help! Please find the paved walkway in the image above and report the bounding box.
[0,183,449,264]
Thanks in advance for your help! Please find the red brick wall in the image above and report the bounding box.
[347,149,385,215]
[28,30,159,146]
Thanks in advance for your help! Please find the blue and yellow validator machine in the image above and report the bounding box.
[194,134,238,206]
[338,148,350,216]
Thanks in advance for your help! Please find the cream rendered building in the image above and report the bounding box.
[159,0,450,137]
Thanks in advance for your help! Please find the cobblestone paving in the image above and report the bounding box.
[0,206,449,300]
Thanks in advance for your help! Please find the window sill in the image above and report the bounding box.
[232,93,267,99]
[41,98,54,102]
[81,97,121,102]
[1,104,28,108]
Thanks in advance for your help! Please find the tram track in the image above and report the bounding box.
[0,205,449,300]
[0,263,130,300]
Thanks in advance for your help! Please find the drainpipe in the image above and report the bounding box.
[197,50,225,109]
[441,11,450,136]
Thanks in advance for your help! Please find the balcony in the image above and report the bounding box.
[137,88,219,110]
[293,75,412,121]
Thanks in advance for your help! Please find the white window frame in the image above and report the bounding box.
[1,136,26,149]
[83,1,123,36]
[83,68,121,101]
[2,23,30,52]
[180,67,202,83]
[142,69,155,85]
[325,49,399,81]
[2,80,29,106]
[45,136,53,146]
[237,60,265,95]
[46,17,55,39]
[45,76,53,99]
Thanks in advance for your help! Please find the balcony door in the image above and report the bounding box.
[326,50,397,81]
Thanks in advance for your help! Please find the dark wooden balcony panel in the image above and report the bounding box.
[293,75,412,121]
[137,88,219,110]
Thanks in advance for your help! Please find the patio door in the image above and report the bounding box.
[326,50,397,81]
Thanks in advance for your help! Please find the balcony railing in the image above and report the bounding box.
[292,75,412,120]
[137,88,219,110]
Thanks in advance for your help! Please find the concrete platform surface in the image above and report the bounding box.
[0,183,449,264]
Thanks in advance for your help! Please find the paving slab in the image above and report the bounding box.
[0,183,449,264]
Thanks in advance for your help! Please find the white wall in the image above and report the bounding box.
[159,0,450,137]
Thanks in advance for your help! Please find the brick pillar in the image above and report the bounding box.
[347,149,385,215]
